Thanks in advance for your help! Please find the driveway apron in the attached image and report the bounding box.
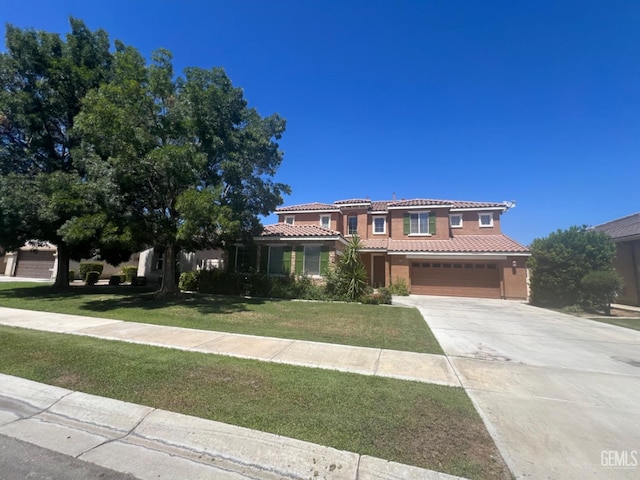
[395,295,640,480]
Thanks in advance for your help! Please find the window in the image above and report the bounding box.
[320,215,330,229]
[268,246,284,274]
[449,214,463,228]
[348,215,358,235]
[410,212,429,234]
[373,216,386,234]
[304,245,321,275]
[479,213,493,227]
[284,216,295,225]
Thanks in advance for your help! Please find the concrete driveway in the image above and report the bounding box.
[395,295,640,480]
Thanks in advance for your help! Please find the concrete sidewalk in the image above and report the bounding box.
[0,373,465,480]
[0,306,459,387]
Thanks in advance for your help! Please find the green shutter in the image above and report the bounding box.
[260,246,269,272]
[403,213,410,235]
[282,246,292,274]
[228,247,237,272]
[247,245,257,270]
[294,246,304,275]
[320,246,330,275]
[429,212,436,234]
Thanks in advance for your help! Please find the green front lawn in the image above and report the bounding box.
[588,317,640,331]
[0,326,510,480]
[0,282,442,354]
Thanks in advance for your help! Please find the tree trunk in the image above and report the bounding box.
[53,242,70,289]
[159,244,178,295]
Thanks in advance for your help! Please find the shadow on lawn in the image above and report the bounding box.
[0,284,273,316]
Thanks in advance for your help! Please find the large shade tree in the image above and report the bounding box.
[74,44,290,294]
[0,19,119,287]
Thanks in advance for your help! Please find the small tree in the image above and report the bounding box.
[326,235,368,301]
[581,270,623,315]
[528,226,617,308]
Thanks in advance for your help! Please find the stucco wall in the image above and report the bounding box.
[614,240,640,306]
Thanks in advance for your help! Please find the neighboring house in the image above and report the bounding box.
[137,247,224,281]
[592,213,640,306]
[230,198,530,299]
[3,243,223,282]
[2,242,57,279]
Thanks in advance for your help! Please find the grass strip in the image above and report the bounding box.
[587,317,640,331]
[0,326,508,479]
[0,283,442,354]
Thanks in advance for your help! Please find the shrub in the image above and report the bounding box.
[85,271,100,285]
[377,287,393,304]
[108,275,122,286]
[581,270,623,315]
[179,271,200,291]
[388,278,410,296]
[360,287,392,305]
[79,262,104,280]
[121,266,138,283]
[68,270,76,281]
[131,276,147,286]
[528,226,616,308]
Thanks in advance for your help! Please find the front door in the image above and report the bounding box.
[373,255,386,288]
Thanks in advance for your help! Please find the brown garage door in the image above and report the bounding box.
[411,261,501,298]
[15,250,55,279]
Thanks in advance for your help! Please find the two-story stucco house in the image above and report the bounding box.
[227,197,530,299]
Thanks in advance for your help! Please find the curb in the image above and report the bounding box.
[0,374,467,480]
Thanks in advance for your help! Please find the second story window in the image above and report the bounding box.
[320,215,330,229]
[284,216,295,225]
[373,216,386,234]
[449,214,463,228]
[479,213,494,227]
[348,215,358,235]
[410,212,429,234]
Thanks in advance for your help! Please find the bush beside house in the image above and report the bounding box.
[528,226,620,312]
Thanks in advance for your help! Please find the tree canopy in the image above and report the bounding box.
[0,18,114,287]
[528,225,617,308]
[1,19,289,292]
[73,44,289,294]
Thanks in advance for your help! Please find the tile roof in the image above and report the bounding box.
[387,199,452,207]
[388,235,529,254]
[333,198,371,205]
[360,238,389,250]
[592,213,640,239]
[276,198,507,213]
[258,223,340,238]
[275,202,339,212]
[370,201,392,211]
[449,200,508,209]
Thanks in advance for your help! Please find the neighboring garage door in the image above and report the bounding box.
[15,250,55,279]
[411,261,501,299]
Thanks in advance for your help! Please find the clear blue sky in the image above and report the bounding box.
[3,1,639,245]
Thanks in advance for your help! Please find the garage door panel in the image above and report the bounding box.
[15,251,55,279]
[411,263,500,299]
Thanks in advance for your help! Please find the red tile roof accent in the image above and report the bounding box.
[258,223,340,237]
[592,213,640,239]
[388,235,529,253]
[275,202,338,212]
[361,238,389,250]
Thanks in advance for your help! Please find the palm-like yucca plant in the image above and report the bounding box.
[341,234,368,300]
